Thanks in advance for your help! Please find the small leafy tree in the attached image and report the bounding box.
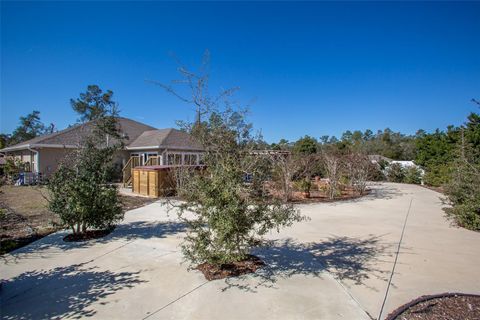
[47,87,124,235]
[48,139,123,234]
[444,103,480,230]
[157,53,304,266]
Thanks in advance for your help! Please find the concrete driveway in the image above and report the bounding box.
[1,183,479,319]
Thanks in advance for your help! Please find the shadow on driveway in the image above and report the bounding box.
[321,183,408,208]
[222,235,393,292]
[0,262,147,319]
[4,221,186,262]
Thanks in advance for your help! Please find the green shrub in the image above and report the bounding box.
[386,163,405,183]
[404,166,423,184]
[294,178,312,193]
[423,163,452,187]
[444,158,480,231]
[444,202,480,230]
[48,139,123,234]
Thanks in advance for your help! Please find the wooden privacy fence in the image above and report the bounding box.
[132,166,175,197]
[131,165,205,197]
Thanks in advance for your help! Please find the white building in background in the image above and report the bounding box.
[369,155,425,184]
[390,160,425,172]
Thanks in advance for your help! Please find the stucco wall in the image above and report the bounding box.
[114,150,130,168]
[37,147,71,177]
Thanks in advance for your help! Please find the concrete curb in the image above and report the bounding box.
[385,292,480,320]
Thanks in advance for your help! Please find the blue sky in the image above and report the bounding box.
[1,1,479,142]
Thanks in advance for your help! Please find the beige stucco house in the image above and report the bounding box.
[0,117,204,185]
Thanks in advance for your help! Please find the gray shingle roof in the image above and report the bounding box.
[127,128,203,150]
[0,118,193,152]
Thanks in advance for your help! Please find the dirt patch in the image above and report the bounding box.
[0,185,59,254]
[63,229,114,242]
[386,293,480,320]
[197,255,265,280]
[120,195,155,211]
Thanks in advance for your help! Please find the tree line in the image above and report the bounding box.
[3,97,479,190]
[3,95,479,190]
[268,101,480,188]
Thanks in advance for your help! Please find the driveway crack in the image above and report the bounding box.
[142,281,209,319]
[378,197,413,320]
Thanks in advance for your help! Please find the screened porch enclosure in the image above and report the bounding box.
[129,151,202,166]
[122,150,203,187]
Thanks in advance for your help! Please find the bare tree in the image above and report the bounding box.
[146,50,238,126]
[322,153,341,199]
[345,152,371,195]
[268,151,297,202]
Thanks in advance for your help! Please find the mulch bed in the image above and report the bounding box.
[197,254,265,280]
[420,185,445,194]
[289,189,371,204]
[63,228,114,242]
[386,293,480,320]
[265,181,371,204]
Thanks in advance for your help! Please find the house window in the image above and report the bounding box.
[167,153,182,165]
[144,152,158,165]
[184,154,197,165]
